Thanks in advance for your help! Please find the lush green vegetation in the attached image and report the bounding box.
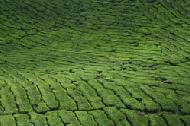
[0,0,190,125]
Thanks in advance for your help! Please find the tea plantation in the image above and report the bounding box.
[0,0,190,125]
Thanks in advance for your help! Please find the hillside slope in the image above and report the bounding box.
[0,0,190,125]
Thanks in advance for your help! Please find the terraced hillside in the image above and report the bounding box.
[0,0,190,125]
